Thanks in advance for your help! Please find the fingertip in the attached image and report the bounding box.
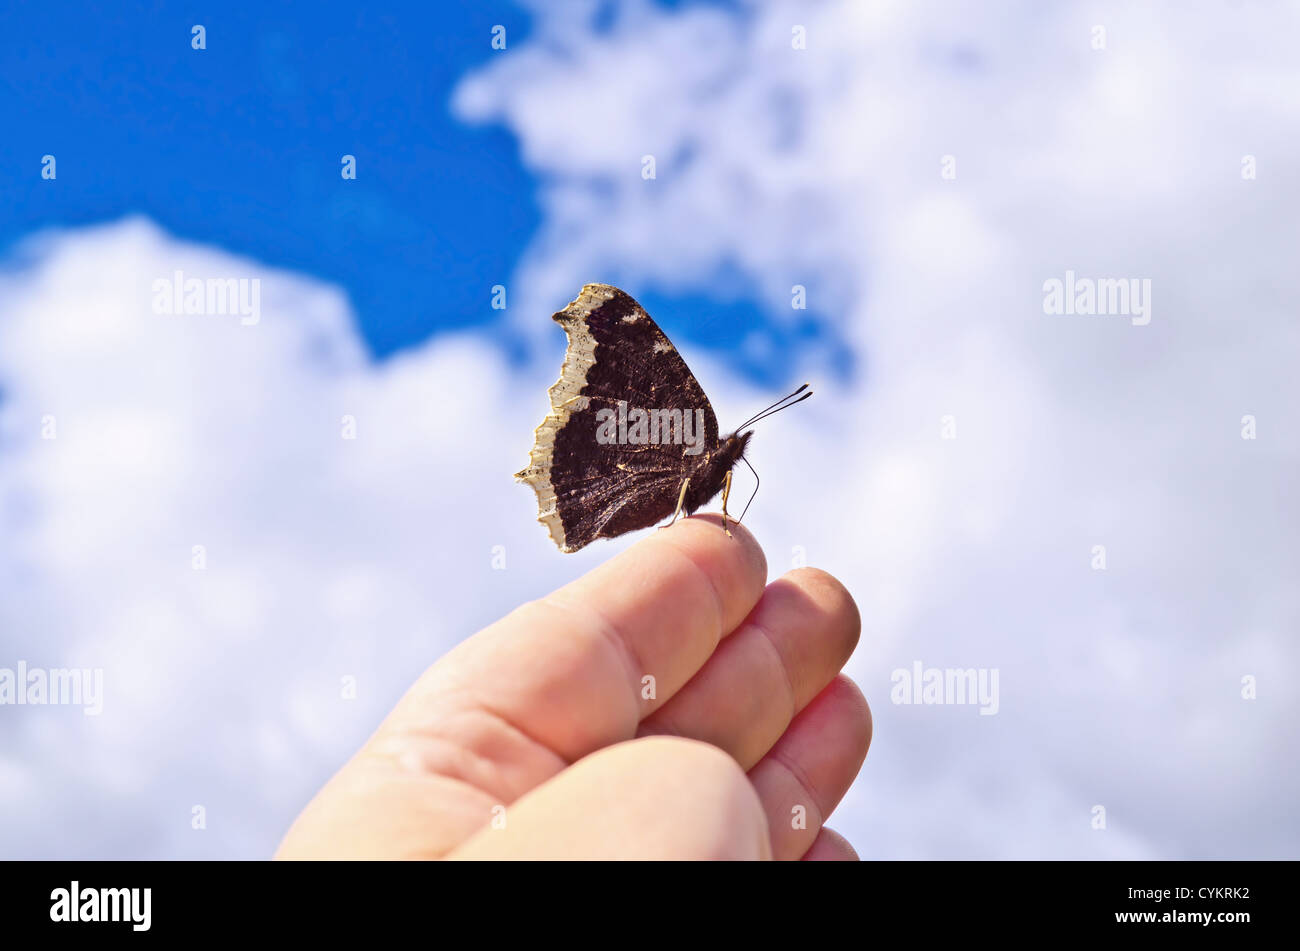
[787,567,860,629]
[630,735,766,814]
[802,826,860,861]
[778,566,862,659]
[650,513,768,626]
[823,673,873,759]
[628,736,771,860]
[680,512,767,578]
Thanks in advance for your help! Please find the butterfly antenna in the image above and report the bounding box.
[741,389,813,428]
[737,382,812,430]
[737,456,761,524]
[733,383,812,525]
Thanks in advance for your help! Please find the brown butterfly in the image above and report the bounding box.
[516,284,811,552]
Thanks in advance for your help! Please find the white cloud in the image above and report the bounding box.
[453,0,1300,857]
[0,219,610,858]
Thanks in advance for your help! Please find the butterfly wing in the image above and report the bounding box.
[516,284,720,552]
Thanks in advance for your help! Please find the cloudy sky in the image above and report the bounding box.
[1,0,1297,859]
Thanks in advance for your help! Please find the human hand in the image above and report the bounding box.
[277,515,870,860]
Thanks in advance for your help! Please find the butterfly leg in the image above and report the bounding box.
[720,468,734,537]
[665,477,691,528]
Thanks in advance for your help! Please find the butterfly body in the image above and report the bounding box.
[517,284,750,553]
[682,430,752,514]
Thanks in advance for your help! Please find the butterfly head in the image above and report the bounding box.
[718,429,754,467]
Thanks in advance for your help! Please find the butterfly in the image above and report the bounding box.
[516,283,811,552]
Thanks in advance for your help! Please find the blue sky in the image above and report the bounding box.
[0,0,845,382]
[1,2,541,355]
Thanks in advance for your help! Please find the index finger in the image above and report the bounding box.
[387,513,767,763]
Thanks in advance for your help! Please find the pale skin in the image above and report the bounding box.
[277,514,871,860]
